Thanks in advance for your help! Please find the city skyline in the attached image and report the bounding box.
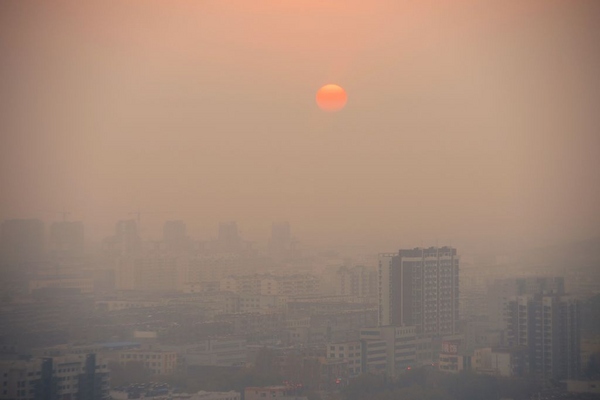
[0,2,599,398]
[1,1,599,255]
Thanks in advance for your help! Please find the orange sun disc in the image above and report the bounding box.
[316,84,347,112]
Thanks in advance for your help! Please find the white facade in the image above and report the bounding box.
[326,341,362,376]
[473,348,511,376]
[377,254,395,327]
[359,326,417,377]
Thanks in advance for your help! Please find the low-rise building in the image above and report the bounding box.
[28,275,94,295]
[244,386,307,400]
[190,390,241,400]
[182,281,221,293]
[326,341,362,376]
[162,338,247,367]
[95,299,161,312]
[221,274,319,297]
[111,389,241,400]
[359,326,417,377]
[118,349,177,375]
[438,341,470,374]
[472,346,528,377]
[238,294,288,314]
[566,381,600,395]
[33,341,141,358]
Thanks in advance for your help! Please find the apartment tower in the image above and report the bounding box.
[378,247,459,337]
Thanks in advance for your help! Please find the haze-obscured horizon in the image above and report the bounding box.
[2,0,599,255]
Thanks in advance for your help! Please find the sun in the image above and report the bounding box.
[316,84,347,112]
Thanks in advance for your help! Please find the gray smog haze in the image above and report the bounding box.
[1,0,599,254]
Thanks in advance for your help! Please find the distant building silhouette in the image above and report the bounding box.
[270,222,291,252]
[487,276,565,331]
[49,220,84,258]
[117,255,183,291]
[101,219,141,257]
[115,219,140,255]
[217,221,241,252]
[336,265,377,299]
[163,220,189,252]
[0,219,44,278]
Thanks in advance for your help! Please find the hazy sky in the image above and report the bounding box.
[1,0,599,253]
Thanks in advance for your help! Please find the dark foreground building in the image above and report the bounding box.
[0,354,109,400]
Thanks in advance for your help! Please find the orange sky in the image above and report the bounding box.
[1,0,599,253]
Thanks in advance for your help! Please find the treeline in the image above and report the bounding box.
[341,369,539,400]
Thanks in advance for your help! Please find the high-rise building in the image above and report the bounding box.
[117,255,185,291]
[0,219,44,264]
[270,222,291,253]
[0,219,44,279]
[487,276,565,330]
[116,219,141,254]
[336,265,377,299]
[378,247,459,337]
[163,220,189,252]
[217,221,241,252]
[506,293,580,380]
[101,220,141,259]
[49,220,84,258]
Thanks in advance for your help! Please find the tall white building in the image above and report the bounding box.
[378,247,459,337]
